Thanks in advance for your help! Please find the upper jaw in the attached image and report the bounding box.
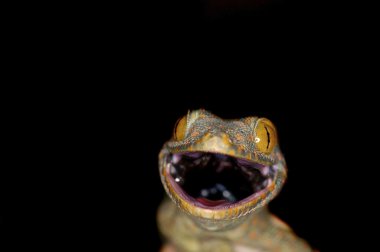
[167,132,276,167]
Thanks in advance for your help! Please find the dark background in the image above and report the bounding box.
[64,90,337,252]
[16,0,375,250]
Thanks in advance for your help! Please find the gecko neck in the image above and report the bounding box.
[187,206,269,232]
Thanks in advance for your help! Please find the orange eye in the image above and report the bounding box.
[255,119,277,154]
[173,115,187,141]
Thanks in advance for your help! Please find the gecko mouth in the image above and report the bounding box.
[167,152,275,208]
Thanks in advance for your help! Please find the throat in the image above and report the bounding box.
[181,162,254,203]
[168,152,273,207]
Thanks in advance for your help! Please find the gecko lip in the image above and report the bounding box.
[166,152,275,209]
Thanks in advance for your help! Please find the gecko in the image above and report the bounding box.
[158,109,312,252]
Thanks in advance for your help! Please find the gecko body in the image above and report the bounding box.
[158,110,311,252]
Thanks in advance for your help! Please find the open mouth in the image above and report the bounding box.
[166,152,275,209]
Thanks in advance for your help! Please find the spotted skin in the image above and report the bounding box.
[158,110,312,252]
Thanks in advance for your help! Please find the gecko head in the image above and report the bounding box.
[159,109,287,231]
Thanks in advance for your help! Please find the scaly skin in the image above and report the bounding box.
[158,110,312,252]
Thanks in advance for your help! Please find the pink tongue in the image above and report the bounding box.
[196,198,229,207]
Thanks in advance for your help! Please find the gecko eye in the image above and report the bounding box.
[174,115,187,141]
[255,119,277,154]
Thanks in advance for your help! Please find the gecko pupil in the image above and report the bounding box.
[169,152,272,205]
[265,126,270,150]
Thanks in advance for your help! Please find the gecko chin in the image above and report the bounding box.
[164,151,279,216]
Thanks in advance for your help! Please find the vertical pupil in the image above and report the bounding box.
[264,126,270,149]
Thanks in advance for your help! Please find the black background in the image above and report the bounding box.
[64,90,338,252]
[18,0,376,250]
